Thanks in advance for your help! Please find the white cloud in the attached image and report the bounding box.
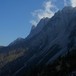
[70,0,76,7]
[30,20,37,26]
[30,0,58,26]
[64,0,67,6]
[30,0,76,26]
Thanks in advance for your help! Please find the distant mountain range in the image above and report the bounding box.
[0,6,76,76]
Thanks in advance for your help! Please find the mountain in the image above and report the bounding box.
[30,25,36,32]
[0,6,76,76]
[27,17,50,39]
[9,37,25,46]
[0,46,4,49]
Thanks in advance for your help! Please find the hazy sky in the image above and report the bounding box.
[0,0,75,46]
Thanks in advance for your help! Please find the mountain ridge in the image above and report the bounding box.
[0,6,76,76]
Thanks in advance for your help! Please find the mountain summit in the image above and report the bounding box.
[0,7,76,76]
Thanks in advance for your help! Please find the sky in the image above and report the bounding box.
[0,0,76,46]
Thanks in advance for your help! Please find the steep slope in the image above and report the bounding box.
[0,6,76,76]
[27,17,49,39]
[13,6,76,76]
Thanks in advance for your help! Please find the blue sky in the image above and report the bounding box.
[0,0,44,46]
[0,0,75,46]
